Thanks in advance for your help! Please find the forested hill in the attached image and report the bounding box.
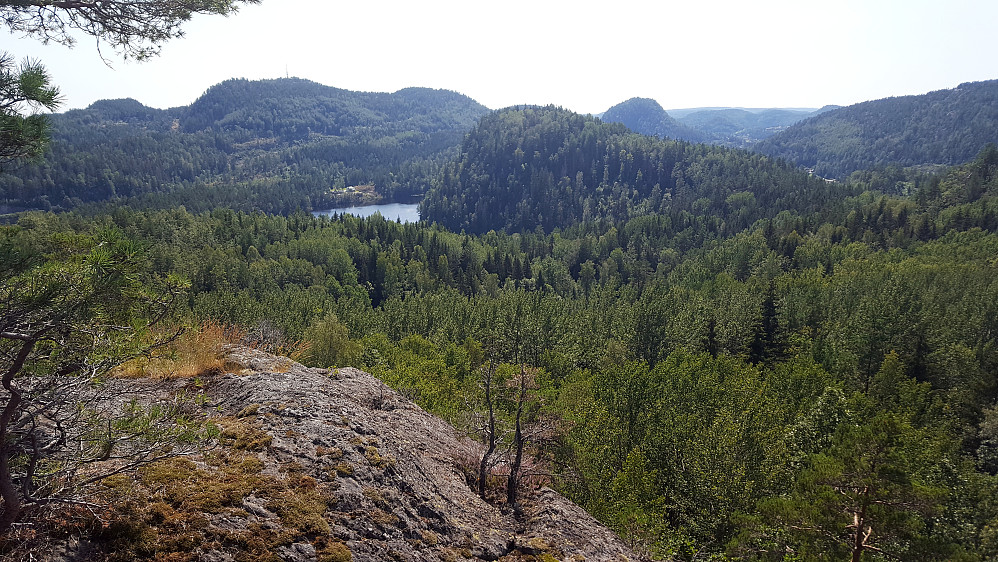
[0,78,488,213]
[756,79,998,178]
[601,97,712,143]
[180,78,487,139]
[419,105,842,234]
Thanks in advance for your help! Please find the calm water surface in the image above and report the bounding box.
[312,202,420,223]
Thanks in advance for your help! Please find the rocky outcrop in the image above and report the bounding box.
[198,346,638,562]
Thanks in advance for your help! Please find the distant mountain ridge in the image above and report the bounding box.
[8,76,998,216]
[666,106,830,118]
[600,99,834,146]
[0,78,488,213]
[674,106,836,146]
[755,79,998,178]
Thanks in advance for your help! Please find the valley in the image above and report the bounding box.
[3,72,998,561]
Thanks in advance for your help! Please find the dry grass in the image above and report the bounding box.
[331,462,354,477]
[217,417,274,451]
[364,445,395,470]
[114,320,244,379]
[266,338,312,363]
[114,320,310,380]
[368,508,399,528]
[316,539,352,562]
[316,446,344,459]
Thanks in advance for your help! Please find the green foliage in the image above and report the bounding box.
[360,334,476,422]
[607,450,670,557]
[0,52,61,169]
[732,354,967,560]
[303,312,361,368]
[570,353,809,555]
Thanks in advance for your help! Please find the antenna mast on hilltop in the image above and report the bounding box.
[285,65,289,79]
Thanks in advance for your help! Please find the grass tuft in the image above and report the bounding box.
[114,320,245,379]
[217,417,273,451]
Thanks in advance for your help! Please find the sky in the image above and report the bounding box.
[3,0,998,114]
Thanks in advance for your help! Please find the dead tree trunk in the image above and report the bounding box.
[506,364,527,511]
[477,360,497,500]
[851,486,871,562]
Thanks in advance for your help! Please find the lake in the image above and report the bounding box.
[312,202,420,223]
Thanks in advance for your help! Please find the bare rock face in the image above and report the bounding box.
[202,347,639,562]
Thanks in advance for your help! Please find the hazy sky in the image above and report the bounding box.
[3,0,998,114]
